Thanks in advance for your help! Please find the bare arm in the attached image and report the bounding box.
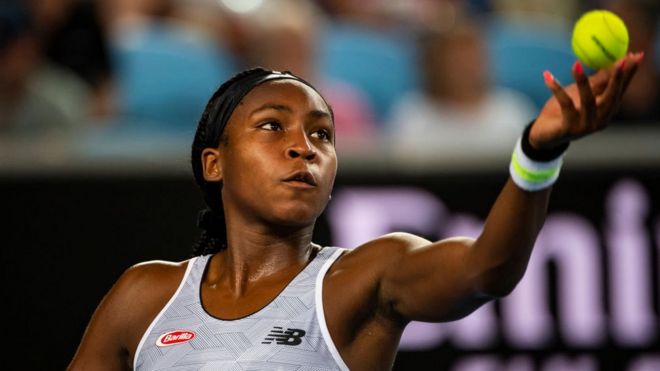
[67,261,185,371]
[374,53,644,323]
[373,178,549,322]
[67,267,139,371]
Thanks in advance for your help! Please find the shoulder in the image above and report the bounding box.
[111,259,190,303]
[113,259,191,319]
[332,232,430,274]
[332,233,475,279]
[104,259,194,348]
[67,258,195,369]
[120,259,190,288]
[321,234,434,338]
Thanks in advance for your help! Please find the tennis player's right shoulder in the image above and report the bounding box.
[108,259,192,309]
[117,259,190,294]
[93,259,195,352]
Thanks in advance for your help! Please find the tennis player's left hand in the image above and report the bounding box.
[529,52,644,150]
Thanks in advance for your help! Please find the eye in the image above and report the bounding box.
[311,128,332,142]
[259,121,282,131]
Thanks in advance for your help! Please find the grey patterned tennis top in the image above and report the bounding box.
[134,246,349,370]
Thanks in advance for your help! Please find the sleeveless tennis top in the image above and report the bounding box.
[133,246,349,371]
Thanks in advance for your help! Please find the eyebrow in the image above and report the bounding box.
[251,103,292,115]
[250,103,332,120]
[308,109,332,120]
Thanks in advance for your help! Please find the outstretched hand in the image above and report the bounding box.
[529,52,644,150]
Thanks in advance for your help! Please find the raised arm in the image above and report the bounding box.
[374,53,644,323]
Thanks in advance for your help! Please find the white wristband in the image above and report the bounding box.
[509,137,564,191]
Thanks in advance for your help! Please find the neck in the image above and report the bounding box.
[211,218,317,296]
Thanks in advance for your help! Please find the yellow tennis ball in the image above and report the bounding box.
[572,10,629,69]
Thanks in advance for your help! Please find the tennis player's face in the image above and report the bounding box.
[218,80,337,227]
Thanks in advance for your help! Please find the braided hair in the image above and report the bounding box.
[191,68,269,256]
[190,67,331,256]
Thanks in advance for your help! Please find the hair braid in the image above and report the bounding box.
[190,68,270,256]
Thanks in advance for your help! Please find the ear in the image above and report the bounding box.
[201,148,223,182]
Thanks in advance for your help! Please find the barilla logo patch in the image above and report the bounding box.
[156,330,196,347]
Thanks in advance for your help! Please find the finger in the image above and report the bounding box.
[614,60,628,99]
[607,52,643,121]
[620,51,643,93]
[596,52,639,105]
[589,68,612,96]
[543,70,577,116]
[593,52,643,124]
[596,59,625,123]
[573,61,597,128]
[597,61,623,104]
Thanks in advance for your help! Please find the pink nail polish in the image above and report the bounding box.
[573,61,583,75]
[543,70,554,84]
[618,60,626,71]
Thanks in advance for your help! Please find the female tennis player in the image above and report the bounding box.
[68,52,643,370]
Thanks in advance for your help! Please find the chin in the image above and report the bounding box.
[270,203,322,227]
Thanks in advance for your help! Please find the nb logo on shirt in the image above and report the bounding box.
[262,326,306,345]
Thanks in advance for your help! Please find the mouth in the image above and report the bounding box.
[283,171,317,188]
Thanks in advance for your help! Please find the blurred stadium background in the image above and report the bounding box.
[1,0,658,370]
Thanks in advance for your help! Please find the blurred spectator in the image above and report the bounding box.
[387,18,536,155]
[99,0,237,131]
[605,0,660,126]
[98,0,175,30]
[491,0,580,21]
[319,0,488,31]
[317,20,418,125]
[28,0,114,118]
[241,0,377,147]
[0,2,90,137]
[314,0,419,124]
[317,0,398,28]
[485,12,575,109]
[175,0,251,64]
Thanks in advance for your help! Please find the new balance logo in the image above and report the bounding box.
[262,326,306,345]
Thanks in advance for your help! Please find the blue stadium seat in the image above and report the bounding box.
[318,21,419,123]
[111,21,237,131]
[486,15,576,109]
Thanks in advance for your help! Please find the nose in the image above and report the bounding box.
[286,131,316,161]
